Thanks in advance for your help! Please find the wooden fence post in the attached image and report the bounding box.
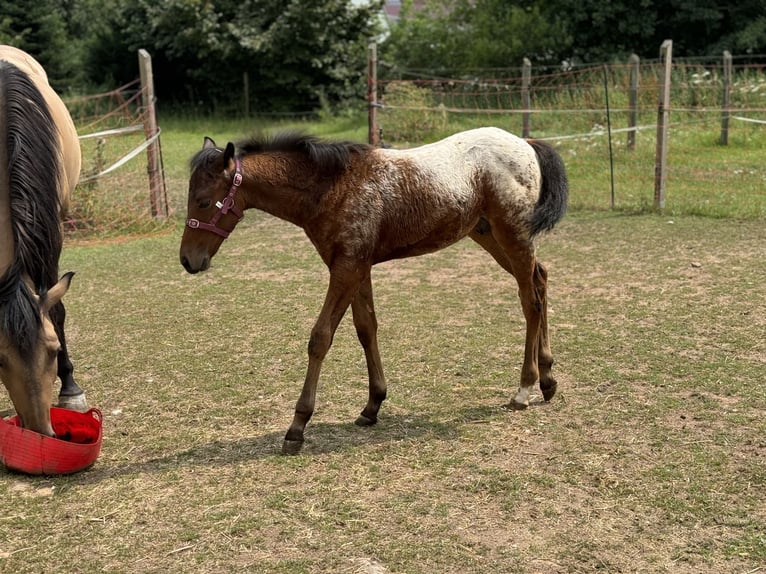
[654,40,672,211]
[138,49,166,219]
[628,54,640,150]
[720,50,732,145]
[367,42,379,146]
[521,58,531,138]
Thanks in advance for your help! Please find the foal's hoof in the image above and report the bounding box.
[540,378,558,402]
[354,414,377,427]
[282,439,304,456]
[57,392,88,412]
[508,399,529,411]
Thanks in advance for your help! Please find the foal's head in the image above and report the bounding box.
[0,273,73,436]
[180,138,243,274]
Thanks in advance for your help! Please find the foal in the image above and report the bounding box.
[180,127,568,453]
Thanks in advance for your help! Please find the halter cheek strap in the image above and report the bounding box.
[186,158,245,239]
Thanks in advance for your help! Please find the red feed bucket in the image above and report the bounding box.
[0,407,102,475]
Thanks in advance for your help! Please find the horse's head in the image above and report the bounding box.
[0,273,73,437]
[180,137,245,274]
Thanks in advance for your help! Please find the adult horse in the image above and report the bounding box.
[0,45,86,437]
[180,127,568,454]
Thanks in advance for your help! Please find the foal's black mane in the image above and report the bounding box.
[0,61,63,360]
[239,132,371,175]
[191,132,371,178]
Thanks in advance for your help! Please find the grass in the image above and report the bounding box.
[1,207,764,572]
[2,110,766,571]
[69,107,766,241]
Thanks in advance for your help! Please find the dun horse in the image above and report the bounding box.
[0,45,86,437]
[180,127,568,454]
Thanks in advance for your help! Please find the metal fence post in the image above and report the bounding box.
[720,50,732,145]
[654,40,672,211]
[628,54,640,150]
[521,58,531,138]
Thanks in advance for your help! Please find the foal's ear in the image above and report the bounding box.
[203,137,217,149]
[223,142,236,170]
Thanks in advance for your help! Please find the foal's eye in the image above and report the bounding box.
[199,199,212,209]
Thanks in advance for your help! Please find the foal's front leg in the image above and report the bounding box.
[283,266,365,455]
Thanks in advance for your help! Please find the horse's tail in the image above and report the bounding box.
[527,139,568,238]
[0,60,62,359]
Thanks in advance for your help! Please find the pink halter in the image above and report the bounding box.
[186,158,245,239]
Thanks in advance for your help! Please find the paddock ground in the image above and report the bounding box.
[1,212,764,573]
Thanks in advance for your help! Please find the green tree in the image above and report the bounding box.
[86,0,384,113]
[382,0,766,73]
[551,0,766,62]
[0,0,84,91]
[380,0,569,75]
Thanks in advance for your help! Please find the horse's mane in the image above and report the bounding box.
[0,61,63,360]
[237,132,371,176]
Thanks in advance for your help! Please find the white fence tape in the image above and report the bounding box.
[78,125,145,140]
[77,127,160,185]
[732,115,766,125]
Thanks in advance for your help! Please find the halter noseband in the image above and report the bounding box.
[186,158,245,239]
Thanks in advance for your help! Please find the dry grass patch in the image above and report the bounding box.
[0,212,764,573]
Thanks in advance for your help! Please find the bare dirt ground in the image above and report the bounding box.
[1,212,764,573]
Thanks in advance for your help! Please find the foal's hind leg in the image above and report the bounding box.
[534,261,557,401]
[50,302,88,412]
[351,275,387,426]
[470,224,552,407]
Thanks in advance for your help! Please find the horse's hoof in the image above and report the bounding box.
[57,392,88,412]
[282,439,304,456]
[508,399,529,411]
[541,381,558,402]
[354,414,377,427]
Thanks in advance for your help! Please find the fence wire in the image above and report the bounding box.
[375,57,766,218]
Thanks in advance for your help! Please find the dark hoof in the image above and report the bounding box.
[540,379,558,402]
[508,399,529,411]
[354,414,377,427]
[282,439,304,456]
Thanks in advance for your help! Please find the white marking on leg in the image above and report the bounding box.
[513,386,530,407]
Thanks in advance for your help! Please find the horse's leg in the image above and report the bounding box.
[50,302,88,411]
[534,261,557,402]
[470,222,543,409]
[351,274,387,426]
[283,265,366,454]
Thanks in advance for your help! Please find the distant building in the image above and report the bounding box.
[383,0,427,24]
[352,0,429,38]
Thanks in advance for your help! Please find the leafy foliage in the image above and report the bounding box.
[0,0,85,90]
[381,0,568,73]
[85,0,384,114]
[381,0,766,73]
[1,0,765,111]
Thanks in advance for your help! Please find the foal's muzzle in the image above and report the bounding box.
[180,254,209,274]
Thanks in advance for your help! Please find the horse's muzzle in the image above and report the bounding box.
[180,254,209,274]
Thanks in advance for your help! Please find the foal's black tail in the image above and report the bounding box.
[527,139,568,238]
